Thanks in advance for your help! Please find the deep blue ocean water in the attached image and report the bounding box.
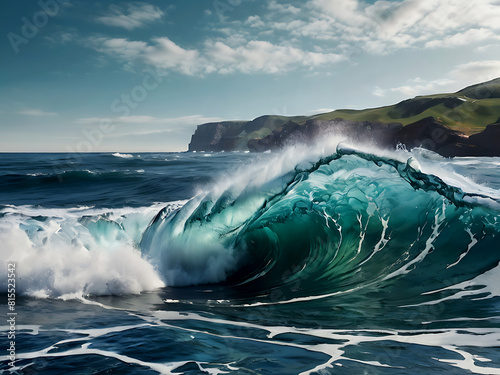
[1,143,500,374]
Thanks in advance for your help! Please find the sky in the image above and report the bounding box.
[1,0,500,152]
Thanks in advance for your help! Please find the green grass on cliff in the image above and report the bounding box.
[238,115,307,144]
[313,96,500,135]
[191,78,500,152]
[312,78,500,135]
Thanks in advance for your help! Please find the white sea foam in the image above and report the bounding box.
[112,152,134,159]
[0,203,187,298]
[145,311,500,375]
[413,262,500,306]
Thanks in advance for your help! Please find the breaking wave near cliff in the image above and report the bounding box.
[141,141,500,306]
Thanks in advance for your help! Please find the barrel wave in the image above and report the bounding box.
[141,143,500,307]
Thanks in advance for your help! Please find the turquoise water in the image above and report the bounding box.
[1,143,500,374]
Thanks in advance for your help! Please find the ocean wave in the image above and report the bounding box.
[0,203,185,298]
[141,141,500,307]
[1,140,499,305]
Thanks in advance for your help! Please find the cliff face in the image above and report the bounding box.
[188,78,500,156]
[188,121,246,152]
[393,117,464,154]
[189,116,500,157]
[247,119,403,152]
[188,115,306,152]
[439,123,500,157]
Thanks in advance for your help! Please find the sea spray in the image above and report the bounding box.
[141,140,500,302]
[0,205,167,298]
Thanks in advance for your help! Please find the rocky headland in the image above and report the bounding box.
[188,78,500,157]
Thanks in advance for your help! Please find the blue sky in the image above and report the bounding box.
[2,0,500,152]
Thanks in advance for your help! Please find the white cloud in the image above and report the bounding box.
[372,86,386,97]
[451,60,500,83]
[286,19,334,40]
[425,28,500,49]
[245,15,265,28]
[308,0,368,26]
[88,37,203,76]
[87,1,500,78]
[88,37,148,62]
[96,3,164,30]
[268,1,300,14]
[17,109,57,116]
[204,40,343,74]
[475,43,500,53]
[387,78,456,97]
[89,35,344,76]
[142,38,202,76]
[372,60,500,99]
[288,0,500,53]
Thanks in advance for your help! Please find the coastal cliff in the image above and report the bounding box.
[188,78,500,157]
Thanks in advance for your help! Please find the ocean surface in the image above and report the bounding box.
[1,140,500,374]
